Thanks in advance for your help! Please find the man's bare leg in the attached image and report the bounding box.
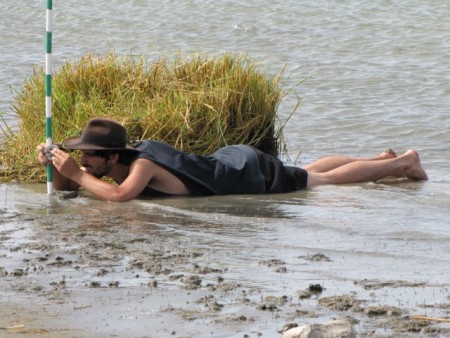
[304,148,397,173]
[306,150,428,187]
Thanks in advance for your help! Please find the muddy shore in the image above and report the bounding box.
[1,183,449,337]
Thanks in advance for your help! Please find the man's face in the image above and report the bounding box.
[80,151,112,178]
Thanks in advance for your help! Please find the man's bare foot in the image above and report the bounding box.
[376,148,398,160]
[404,149,428,180]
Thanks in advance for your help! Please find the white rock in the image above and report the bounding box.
[283,319,356,338]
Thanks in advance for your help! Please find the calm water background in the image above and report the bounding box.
[0,0,449,336]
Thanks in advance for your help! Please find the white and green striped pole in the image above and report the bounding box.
[45,0,53,194]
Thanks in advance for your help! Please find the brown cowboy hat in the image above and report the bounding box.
[63,118,138,153]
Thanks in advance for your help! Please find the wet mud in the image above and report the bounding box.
[0,185,449,337]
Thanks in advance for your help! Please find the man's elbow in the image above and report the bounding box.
[108,190,138,202]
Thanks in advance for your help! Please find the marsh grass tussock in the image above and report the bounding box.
[0,51,293,182]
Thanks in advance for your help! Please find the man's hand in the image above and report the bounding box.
[51,148,82,179]
[36,143,52,166]
[36,143,81,191]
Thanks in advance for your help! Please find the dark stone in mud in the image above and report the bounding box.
[258,303,278,311]
[364,305,401,317]
[108,281,119,288]
[309,284,324,293]
[89,281,101,288]
[13,268,26,276]
[53,191,79,199]
[298,284,324,299]
[299,253,331,262]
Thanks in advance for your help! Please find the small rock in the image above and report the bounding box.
[89,281,101,288]
[309,284,324,293]
[13,269,26,276]
[181,274,201,285]
[108,281,119,288]
[54,191,78,199]
[364,305,401,316]
[298,284,324,299]
[283,319,356,338]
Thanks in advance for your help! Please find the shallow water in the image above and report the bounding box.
[1,182,450,336]
[1,0,449,337]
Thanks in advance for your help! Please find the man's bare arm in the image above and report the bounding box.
[51,149,154,201]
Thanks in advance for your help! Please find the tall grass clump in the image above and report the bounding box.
[0,51,291,182]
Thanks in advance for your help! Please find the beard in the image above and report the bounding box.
[83,162,110,179]
[92,170,107,179]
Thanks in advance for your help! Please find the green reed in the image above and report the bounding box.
[0,51,294,182]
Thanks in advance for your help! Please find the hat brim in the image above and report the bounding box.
[64,136,139,153]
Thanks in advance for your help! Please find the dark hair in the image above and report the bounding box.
[90,150,138,165]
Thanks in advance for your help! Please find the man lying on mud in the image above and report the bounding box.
[36,117,428,202]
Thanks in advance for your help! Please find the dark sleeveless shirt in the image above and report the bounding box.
[132,140,308,196]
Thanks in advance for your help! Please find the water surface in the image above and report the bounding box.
[0,1,449,336]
